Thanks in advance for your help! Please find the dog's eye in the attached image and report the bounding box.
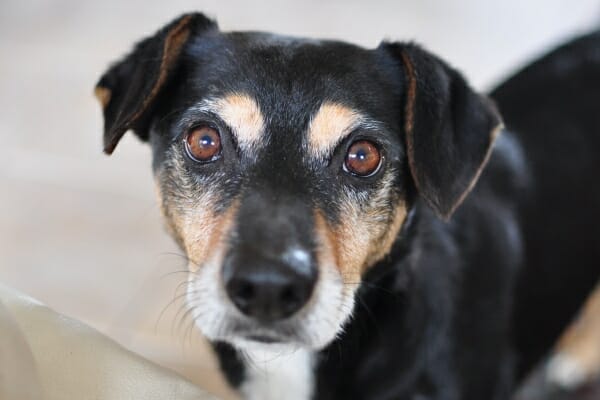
[184,125,222,162]
[343,140,382,177]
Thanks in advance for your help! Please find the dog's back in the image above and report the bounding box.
[492,30,600,377]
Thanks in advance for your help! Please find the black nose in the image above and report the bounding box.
[222,250,317,323]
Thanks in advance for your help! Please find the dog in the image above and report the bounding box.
[95,13,600,400]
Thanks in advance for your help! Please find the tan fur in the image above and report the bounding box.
[155,149,238,272]
[307,102,364,158]
[94,87,111,109]
[211,94,265,151]
[162,193,219,272]
[336,201,407,280]
[314,211,340,270]
[314,172,407,282]
[365,202,408,267]
[554,281,600,380]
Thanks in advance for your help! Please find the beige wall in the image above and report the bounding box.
[0,0,598,394]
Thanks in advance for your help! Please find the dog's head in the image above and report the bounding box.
[96,13,501,350]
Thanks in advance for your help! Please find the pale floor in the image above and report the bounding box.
[0,0,598,398]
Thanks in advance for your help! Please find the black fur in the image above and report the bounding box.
[491,31,600,379]
[383,43,502,219]
[97,13,217,153]
[96,13,600,400]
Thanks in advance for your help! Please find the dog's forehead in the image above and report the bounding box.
[193,30,381,81]
[181,31,402,145]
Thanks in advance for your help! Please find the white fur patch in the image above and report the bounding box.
[186,255,231,342]
[240,345,314,400]
[546,353,587,389]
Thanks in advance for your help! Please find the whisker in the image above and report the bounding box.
[154,289,189,333]
[171,301,192,338]
[158,269,191,280]
[178,304,198,336]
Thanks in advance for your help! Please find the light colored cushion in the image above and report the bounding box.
[0,283,221,400]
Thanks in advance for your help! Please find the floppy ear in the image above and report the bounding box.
[95,13,217,154]
[382,43,503,219]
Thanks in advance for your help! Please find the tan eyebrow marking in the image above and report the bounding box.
[306,102,366,158]
[196,93,265,150]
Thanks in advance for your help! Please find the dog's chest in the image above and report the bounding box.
[240,347,314,400]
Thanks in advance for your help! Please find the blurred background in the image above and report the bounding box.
[0,0,598,397]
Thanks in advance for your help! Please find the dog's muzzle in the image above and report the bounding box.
[222,245,318,324]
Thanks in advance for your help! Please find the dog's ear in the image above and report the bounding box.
[95,13,217,154]
[382,43,503,219]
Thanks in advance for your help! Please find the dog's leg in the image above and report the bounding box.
[513,281,600,400]
[546,281,600,388]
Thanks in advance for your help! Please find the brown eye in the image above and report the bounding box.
[184,125,222,162]
[344,140,382,177]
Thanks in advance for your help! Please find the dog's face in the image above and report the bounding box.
[96,13,501,350]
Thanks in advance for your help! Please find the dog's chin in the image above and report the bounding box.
[210,316,336,351]
[229,333,308,353]
[204,318,342,352]
[229,337,310,356]
[185,258,359,351]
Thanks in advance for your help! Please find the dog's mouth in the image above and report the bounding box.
[244,334,284,344]
[227,318,308,347]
